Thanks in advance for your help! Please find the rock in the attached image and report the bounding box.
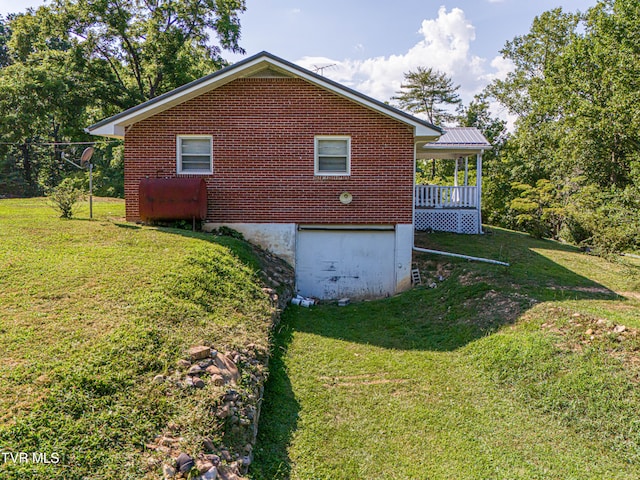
[572,312,581,318]
[202,438,215,452]
[216,404,231,419]
[188,365,203,376]
[192,376,205,389]
[217,464,242,480]
[189,346,212,361]
[223,390,240,402]
[220,449,232,462]
[162,464,176,479]
[206,365,222,376]
[199,359,214,368]
[585,329,594,335]
[614,325,627,333]
[177,359,192,369]
[153,374,165,384]
[176,452,194,473]
[211,374,225,386]
[211,353,240,384]
[205,454,221,466]
[196,460,214,474]
[198,466,218,480]
[244,444,253,454]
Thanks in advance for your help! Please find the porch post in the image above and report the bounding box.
[453,157,459,187]
[476,151,483,234]
[464,157,469,186]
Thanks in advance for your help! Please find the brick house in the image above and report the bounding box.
[87,51,446,300]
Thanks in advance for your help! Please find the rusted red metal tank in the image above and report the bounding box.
[138,177,208,222]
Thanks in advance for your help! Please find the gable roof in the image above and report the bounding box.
[418,127,492,159]
[85,51,442,141]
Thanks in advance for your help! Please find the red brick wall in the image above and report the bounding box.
[125,78,415,224]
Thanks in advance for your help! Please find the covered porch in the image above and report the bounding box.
[414,127,491,234]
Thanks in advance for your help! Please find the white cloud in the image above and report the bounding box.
[297,6,506,111]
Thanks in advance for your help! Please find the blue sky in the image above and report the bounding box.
[1,0,597,109]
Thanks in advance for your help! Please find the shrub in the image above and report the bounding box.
[47,178,84,219]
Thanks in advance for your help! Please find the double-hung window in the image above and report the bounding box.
[177,135,213,174]
[315,136,351,176]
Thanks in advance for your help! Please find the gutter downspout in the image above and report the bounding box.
[412,246,510,267]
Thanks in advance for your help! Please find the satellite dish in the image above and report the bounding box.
[339,192,353,205]
[80,147,95,166]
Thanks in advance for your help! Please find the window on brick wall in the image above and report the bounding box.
[177,135,213,174]
[315,136,351,176]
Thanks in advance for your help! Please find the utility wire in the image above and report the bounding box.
[0,140,121,146]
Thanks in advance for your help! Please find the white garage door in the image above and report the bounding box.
[296,227,396,300]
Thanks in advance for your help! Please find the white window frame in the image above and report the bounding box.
[176,135,213,175]
[314,136,351,176]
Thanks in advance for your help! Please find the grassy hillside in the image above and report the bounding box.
[0,198,273,479]
[252,227,640,479]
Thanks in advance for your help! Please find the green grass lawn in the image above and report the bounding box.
[251,227,640,479]
[0,198,272,479]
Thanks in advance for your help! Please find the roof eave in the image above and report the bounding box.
[86,51,442,139]
[417,144,492,160]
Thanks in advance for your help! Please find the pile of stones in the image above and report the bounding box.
[147,243,294,479]
[146,344,269,480]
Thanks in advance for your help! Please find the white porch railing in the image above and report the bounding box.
[414,185,478,208]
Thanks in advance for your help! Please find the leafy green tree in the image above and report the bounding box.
[393,66,461,125]
[0,1,247,196]
[0,15,11,68]
[52,0,246,108]
[509,179,565,239]
[0,53,88,193]
[484,1,640,252]
[457,95,510,226]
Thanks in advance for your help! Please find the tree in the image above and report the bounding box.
[0,1,247,196]
[0,15,11,68]
[0,9,89,194]
[457,95,510,226]
[52,0,246,108]
[393,66,461,125]
[484,1,640,252]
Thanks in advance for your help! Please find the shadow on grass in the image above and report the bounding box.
[249,321,299,480]
[250,229,629,478]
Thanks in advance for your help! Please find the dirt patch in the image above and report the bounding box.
[319,373,409,388]
[540,308,640,364]
[546,285,615,295]
[619,291,640,301]
[458,271,493,286]
[461,290,536,330]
